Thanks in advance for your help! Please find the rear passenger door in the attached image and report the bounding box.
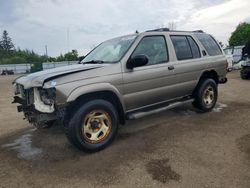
[168,35,202,97]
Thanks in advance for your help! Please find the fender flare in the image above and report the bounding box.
[66,83,125,111]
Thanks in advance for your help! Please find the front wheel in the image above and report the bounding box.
[193,79,218,112]
[65,99,119,152]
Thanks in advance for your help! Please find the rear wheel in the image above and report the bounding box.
[193,79,218,112]
[65,99,118,152]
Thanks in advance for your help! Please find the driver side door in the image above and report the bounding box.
[122,35,176,111]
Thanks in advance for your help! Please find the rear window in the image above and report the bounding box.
[195,33,222,56]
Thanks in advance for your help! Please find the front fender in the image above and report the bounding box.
[66,83,125,111]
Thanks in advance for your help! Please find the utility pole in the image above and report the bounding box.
[45,45,48,62]
[67,27,70,63]
[168,22,177,30]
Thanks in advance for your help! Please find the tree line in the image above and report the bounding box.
[0,30,80,64]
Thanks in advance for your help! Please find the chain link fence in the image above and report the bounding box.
[0,61,78,74]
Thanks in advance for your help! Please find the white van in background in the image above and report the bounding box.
[223,46,244,70]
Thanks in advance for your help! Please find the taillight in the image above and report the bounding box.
[224,60,228,70]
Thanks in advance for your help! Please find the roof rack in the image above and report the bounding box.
[192,30,204,33]
[146,28,170,32]
[146,28,204,33]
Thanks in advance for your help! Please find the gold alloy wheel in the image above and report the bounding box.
[82,110,112,144]
[203,85,215,106]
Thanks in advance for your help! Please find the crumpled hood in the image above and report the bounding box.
[15,64,105,89]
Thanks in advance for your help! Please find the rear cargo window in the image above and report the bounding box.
[195,33,222,56]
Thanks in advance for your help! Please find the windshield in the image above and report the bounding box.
[82,35,137,64]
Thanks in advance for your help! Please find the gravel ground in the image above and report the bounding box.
[0,71,249,188]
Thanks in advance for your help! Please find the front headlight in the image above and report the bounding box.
[14,83,25,98]
[13,83,19,95]
[39,88,56,105]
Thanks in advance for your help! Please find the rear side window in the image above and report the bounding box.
[171,36,192,60]
[170,35,201,60]
[187,36,201,58]
[195,33,222,56]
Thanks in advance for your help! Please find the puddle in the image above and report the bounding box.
[213,103,228,113]
[1,128,43,160]
[146,158,181,183]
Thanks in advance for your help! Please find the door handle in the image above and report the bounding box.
[168,65,175,70]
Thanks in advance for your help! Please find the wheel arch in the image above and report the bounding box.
[199,70,219,84]
[193,70,219,95]
[66,85,126,124]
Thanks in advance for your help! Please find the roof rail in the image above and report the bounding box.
[193,30,204,33]
[146,28,204,33]
[146,28,170,32]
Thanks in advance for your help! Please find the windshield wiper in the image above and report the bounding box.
[82,60,105,64]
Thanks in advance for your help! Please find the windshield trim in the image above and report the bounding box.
[81,34,138,64]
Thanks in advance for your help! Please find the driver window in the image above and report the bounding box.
[131,36,168,65]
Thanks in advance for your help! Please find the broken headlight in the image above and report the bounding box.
[39,88,56,105]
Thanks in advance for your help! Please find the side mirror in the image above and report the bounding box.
[127,55,148,69]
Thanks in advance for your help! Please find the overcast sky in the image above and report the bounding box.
[0,0,249,57]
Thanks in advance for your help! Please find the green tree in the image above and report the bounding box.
[229,22,250,46]
[64,49,78,61]
[56,53,65,61]
[0,30,15,51]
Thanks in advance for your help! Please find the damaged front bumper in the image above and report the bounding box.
[12,84,65,125]
[12,95,58,124]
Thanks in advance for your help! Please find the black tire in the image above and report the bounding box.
[240,70,249,79]
[193,79,218,112]
[33,120,56,129]
[65,99,119,152]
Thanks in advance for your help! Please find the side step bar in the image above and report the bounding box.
[127,98,194,120]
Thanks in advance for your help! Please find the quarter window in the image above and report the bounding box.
[131,36,168,65]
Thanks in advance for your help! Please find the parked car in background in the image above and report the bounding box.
[223,47,233,71]
[240,41,250,79]
[232,46,244,63]
[233,60,244,70]
[1,69,14,75]
[13,28,228,152]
